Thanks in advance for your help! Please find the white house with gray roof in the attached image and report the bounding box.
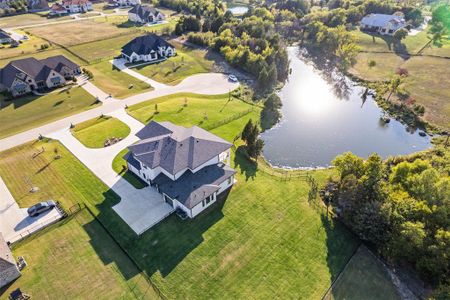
[121,34,175,63]
[0,233,20,289]
[128,4,164,24]
[360,13,406,35]
[125,121,236,218]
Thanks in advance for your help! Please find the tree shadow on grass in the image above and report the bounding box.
[83,186,230,280]
[320,214,360,283]
[233,146,257,181]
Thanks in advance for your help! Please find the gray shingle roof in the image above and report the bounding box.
[128,121,232,175]
[0,55,79,89]
[0,30,10,40]
[361,14,405,27]
[0,233,16,272]
[129,4,161,20]
[154,163,235,208]
[121,34,173,56]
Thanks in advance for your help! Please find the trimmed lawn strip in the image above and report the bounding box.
[71,116,131,148]
[325,246,400,300]
[0,86,97,139]
[1,209,152,299]
[112,148,148,189]
[127,92,257,129]
[86,61,152,99]
[0,13,72,28]
[133,45,214,85]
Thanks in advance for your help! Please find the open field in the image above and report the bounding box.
[0,30,53,60]
[86,61,152,98]
[0,86,97,139]
[71,116,131,148]
[127,92,257,129]
[27,19,136,46]
[324,246,400,300]
[0,13,71,28]
[112,148,148,189]
[134,45,214,85]
[350,52,405,82]
[0,209,153,299]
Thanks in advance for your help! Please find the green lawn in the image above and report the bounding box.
[134,45,214,85]
[0,209,152,299]
[127,92,256,129]
[324,246,400,300]
[112,148,148,189]
[71,116,131,148]
[86,61,152,99]
[0,30,54,60]
[0,12,71,28]
[0,86,97,139]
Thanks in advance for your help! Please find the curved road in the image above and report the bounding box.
[0,72,239,151]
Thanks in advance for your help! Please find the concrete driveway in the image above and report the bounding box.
[47,109,174,235]
[0,176,63,244]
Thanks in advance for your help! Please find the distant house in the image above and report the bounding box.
[125,121,236,218]
[360,13,406,35]
[0,29,12,44]
[0,55,80,97]
[50,0,92,15]
[128,4,164,24]
[0,233,20,289]
[108,0,140,7]
[121,34,175,63]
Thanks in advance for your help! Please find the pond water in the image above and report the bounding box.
[260,47,431,168]
[227,6,249,15]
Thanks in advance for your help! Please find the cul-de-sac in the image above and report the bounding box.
[0,0,449,299]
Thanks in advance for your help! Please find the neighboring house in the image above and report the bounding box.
[0,55,80,97]
[121,34,175,63]
[0,29,12,44]
[0,233,20,289]
[108,0,140,7]
[360,13,407,35]
[50,0,92,15]
[125,121,236,218]
[128,4,164,24]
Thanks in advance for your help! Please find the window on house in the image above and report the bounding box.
[227,176,232,185]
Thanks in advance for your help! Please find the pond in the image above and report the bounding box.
[227,5,249,15]
[260,47,431,168]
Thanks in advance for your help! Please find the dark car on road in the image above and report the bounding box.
[27,200,56,217]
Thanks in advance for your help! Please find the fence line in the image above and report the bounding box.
[204,107,254,131]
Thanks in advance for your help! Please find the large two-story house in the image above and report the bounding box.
[125,121,236,218]
[121,34,175,63]
[128,4,164,24]
[0,55,80,97]
[360,13,407,36]
[108,0,140,7]
[50,0,92,15]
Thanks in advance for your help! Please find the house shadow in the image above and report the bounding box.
[82,185,230,280]
[0,94,40,110]
[371,33,410,59]
[320,213,361,285]
[233,146,257,181]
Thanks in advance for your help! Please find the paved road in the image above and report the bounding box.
[0,73,238,151]
[47,109,173,234]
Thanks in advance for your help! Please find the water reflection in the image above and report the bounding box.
[260,47,431,168]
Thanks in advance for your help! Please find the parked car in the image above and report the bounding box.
[27,200,56,217]
[228,74,238,82]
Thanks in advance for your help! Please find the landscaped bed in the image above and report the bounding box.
[71,115,131,148]
[0,86,97,139]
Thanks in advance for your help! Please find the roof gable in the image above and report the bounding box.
[121,34,173,56]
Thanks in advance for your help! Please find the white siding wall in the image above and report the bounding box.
[190,192,217,218]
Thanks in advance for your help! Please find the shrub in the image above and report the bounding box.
[368,60,376,68]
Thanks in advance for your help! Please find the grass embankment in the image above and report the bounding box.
[0,86,97,139]
[86,61,152,99]
[324,246,400,300]
[71,116,131,148]
[134,45,214,85]
[349,29,450,130]
[0,209,152,299]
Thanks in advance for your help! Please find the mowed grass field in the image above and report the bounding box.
[0,86,97,139]
[324,246,400,300]
[1,210,152,299]
[0,30,54,60]
[27,19,135,46]
[134,45,214,85]
[0,12,71,28]
[86,61,152,98]
[71,116,131,148]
